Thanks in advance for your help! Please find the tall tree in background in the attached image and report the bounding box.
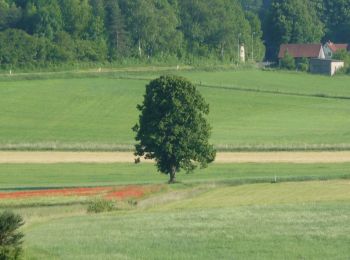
[245,11,266,61]
[59,0,92,38]
[87,0,105,41]
[264,0,324,59]
[239,0,263,13]
[0,0,22,31]
[179,0,256,61]
[323,0,350,43]
[119,0,182,58]
[21,0,63,40]
[105,0,129,60]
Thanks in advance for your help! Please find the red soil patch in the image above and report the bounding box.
[0,186,153,200]
[0,185,163,200]
[0,187,113,200]
[105,186,145,200]
[0,187,112,199]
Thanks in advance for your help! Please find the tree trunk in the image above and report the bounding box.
[169,167,176,184]
[138,39,142,58]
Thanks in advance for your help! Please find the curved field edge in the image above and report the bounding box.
[20,180,350,259]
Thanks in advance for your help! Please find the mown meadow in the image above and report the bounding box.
[1,68,350,259]
[1,69,350,151]
[0,162,348,259]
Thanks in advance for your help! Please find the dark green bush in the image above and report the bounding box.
[280,50,296,70]
[298,57,309,72]
[333,49,350,74]
[0,211,24,260]
[87,198,116,213]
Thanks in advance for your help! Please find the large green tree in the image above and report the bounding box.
[104,0,129,60]
[133,75,216,183]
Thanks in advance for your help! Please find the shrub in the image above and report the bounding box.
[0,211,24,260]
[298,57,309,72]
[280,50,296,70]
[87,198,116,213]
[333,49,350,74]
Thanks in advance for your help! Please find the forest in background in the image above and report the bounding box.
[0,0,349,68]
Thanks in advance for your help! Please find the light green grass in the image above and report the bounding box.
[1,163,350,190]
[21,180,350,259]
[1,70,350,151]
[176,69,350,97]
[155,180,350,210]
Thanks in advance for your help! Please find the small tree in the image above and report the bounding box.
[0,211,24,260]
[298,57,309,72]
[280,50,296,70]
[133,75,216,183]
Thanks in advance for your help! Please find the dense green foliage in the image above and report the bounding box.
[0,0,264,67]
[0,0,349,64]
[0,211,24,260]
[333,49,350,74]
[134,76,216,183]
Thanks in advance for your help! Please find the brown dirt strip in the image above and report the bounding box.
[1,152,350,164]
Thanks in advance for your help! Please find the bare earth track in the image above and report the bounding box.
[1,152,350,164]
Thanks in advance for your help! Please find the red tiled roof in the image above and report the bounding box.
[327,42,349,53]
[278,44,323,59]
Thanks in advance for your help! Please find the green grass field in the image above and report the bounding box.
[1,68,350,259]
[16,179,350,259]
[1,162,350,190]
[1,69,350,151]
[0,163,348,258]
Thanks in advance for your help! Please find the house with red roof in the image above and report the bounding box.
[278,44,325,60]
[278,43,345,75]
[323,41,349,59]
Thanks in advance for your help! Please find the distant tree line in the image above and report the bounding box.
[0,0,349,68]
[0,0,265,68]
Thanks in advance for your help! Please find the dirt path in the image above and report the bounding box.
[1,151,350,164]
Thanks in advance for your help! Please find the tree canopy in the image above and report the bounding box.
[0,0,349,66]
[0,0,264,68]
[133,75,216,183]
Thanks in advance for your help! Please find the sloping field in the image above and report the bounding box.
[1,70,350,151]
[20,180,350,259]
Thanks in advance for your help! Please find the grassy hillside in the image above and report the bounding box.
[178,69,350,97]
[1,69,350,151]
[20,180,350,259]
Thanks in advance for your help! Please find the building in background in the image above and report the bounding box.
[278,44,325,61]
[310,59,344,76]
[323,41,349,59]
[240,45,245,62]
